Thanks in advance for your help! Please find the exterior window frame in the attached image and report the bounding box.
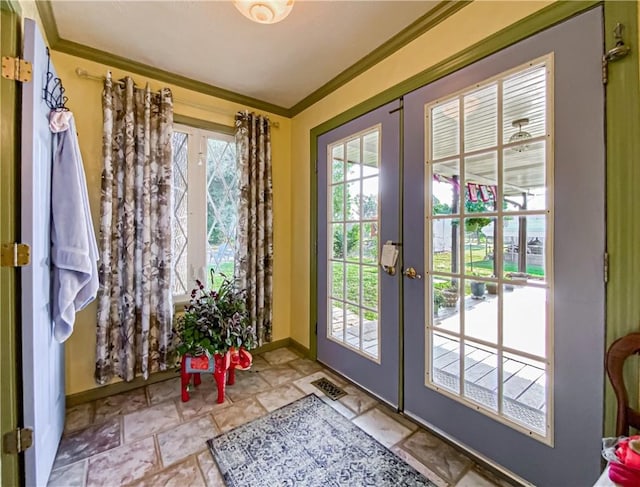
[172,123,236,304]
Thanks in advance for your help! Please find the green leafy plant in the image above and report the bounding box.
[174,272,256,358]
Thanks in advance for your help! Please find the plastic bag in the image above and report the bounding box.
[602,436,640,486]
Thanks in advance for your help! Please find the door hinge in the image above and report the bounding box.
[604,252,609,283]
[1,56,32,83]
[315,323,318,335]
[1,243,31,267]
[3,428,33,454]
[602,22,632,85]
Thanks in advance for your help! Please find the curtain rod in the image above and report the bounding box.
[74,68,280,129]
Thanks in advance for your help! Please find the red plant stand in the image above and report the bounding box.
[180,348,252,404]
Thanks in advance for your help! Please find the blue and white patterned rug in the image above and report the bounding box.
[207,394,437,486]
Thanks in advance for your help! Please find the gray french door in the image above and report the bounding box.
[317,7,604,486]
[403,7,604,486]
[317,101,401,407]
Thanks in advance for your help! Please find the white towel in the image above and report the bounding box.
[50,111,99,342]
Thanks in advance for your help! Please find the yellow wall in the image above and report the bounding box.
[50,52,292,394]
[289,0,553,347]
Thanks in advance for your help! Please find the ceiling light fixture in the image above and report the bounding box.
[233,0,294,24]
[509,118,532,152]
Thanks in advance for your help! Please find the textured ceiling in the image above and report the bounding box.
[50,1,439,108]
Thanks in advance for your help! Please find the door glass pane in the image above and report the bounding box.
[464,283,497,344]
[503,141,546,212]
[327,128,381,361]
[206,137,237,289]
[332,145,345,183]
[503,285,546,357]
[347,181,361,220]
[362,177,378,219]
[332,185,344,221]
[464,84,498,152]
[432,276,460,334]
[463,342,498,411]
[172,131,189,296]
[363,311,379,359]
[331,262,344,300]
[362,222,378,264]
[362,264,378,311]
[432,218,459,274]
[347,138,361,179]
[431,99,460,160]
[345,223,360,262]
[463,217,497,277]
[502,215,546,282]
[432,160,460,215]
[345,304,361,348]
[465,151,497,214]
[503,65,546,145]
[332,224,344,260]
[363,131,379,177]
[502,353,546,434]
[432,333,460,393]
[330,300,344,341]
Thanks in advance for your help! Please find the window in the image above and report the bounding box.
[426,56,553,441]
[327,126,381,361]
[172,124,238,301]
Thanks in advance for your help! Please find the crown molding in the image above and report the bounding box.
[35,0,472,119]
[288,0,471,116]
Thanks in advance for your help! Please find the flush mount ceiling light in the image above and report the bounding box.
[233,0,294,24]
[509,118,532,152]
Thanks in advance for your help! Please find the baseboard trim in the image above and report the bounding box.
[66,368,181,407]
[66,339,312,406]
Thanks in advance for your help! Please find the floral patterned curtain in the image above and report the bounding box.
[95,73,174,384]
[235,111,274,346]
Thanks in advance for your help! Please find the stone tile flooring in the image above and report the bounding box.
[49,347,516,487]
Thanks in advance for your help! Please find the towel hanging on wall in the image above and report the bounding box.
[50,110,99,342]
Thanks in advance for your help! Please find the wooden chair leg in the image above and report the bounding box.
[194,373,202,386]
[227,366,236,385]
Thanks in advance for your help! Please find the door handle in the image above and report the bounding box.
[403,267,422,279]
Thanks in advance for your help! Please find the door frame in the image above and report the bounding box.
[0,1,23,486]
[309,0,639,439]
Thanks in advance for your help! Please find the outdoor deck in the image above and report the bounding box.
[331,286,547,432]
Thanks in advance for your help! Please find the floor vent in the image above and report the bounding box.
[311,377,346,401]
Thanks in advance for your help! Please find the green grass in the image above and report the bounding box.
[331,263,378,321]
[433,249,545,278]
[207,261,235,289]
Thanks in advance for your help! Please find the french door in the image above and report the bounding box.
[317,101,402,407]
[318,7,605,486]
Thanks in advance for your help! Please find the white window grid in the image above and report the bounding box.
[172,124,236,304]
[424,54,555,444]
[326,125,382,363]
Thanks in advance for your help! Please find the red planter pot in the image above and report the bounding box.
[180,348,253,404]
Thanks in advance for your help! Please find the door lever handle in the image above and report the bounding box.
[403,267,422,279]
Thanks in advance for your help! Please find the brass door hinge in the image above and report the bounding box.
[1,56,32,82]
[3,428,33,454]
[1,243,30,267]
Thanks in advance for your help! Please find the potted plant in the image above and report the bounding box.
[174,272,256,403]
[470,278,486,299]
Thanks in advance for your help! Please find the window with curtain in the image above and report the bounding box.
[171,124,238,301]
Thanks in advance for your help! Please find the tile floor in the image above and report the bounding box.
[49,346,516,487]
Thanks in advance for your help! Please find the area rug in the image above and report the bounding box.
[207,394,437,487]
